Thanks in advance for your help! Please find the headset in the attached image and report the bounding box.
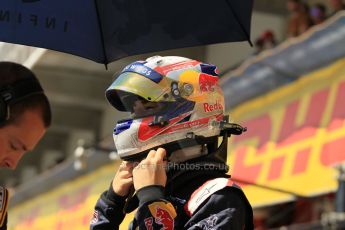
[0,78,44,124]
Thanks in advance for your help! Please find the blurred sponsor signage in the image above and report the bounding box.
[228,58,345,207]
[221,12,345,109]
[8,163,135,230]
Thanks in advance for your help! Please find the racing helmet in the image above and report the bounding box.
[106,56,225,161]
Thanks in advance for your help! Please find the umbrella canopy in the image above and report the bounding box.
[0,0,253,65]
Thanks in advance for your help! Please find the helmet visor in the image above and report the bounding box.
[106,72,170,111]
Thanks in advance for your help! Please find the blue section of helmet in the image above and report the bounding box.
[200,63,218,77]
[122,61,163,83]
[163,100,195,121]
[114,119,133,135]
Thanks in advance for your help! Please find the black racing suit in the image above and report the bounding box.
[90,156,254,229]
[0,186,8,230]
[0,216,6,230]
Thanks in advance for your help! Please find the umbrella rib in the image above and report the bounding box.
[224,0,253,47]
[93,0,109,68]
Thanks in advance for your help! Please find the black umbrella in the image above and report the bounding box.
[0,0,253,65]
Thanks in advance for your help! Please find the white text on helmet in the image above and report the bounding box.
[124,64,152,76]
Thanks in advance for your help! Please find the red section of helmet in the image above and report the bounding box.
[199,73,218,92]
[138,113,223,142]
[138,112,192,141]
[153,60,200,75]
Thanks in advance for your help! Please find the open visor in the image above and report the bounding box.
[106,72,171,111]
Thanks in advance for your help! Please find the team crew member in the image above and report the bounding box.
[0,62,51,230]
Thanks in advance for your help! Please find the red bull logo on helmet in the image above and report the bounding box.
[199,73,218,92]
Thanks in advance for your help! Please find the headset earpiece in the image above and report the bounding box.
[0,78,43,124]
[0,96,9,123]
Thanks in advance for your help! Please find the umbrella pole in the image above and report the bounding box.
[93,0,109,68]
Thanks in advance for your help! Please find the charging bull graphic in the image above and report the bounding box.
[155,207,173,229]
[148,202,177,230]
